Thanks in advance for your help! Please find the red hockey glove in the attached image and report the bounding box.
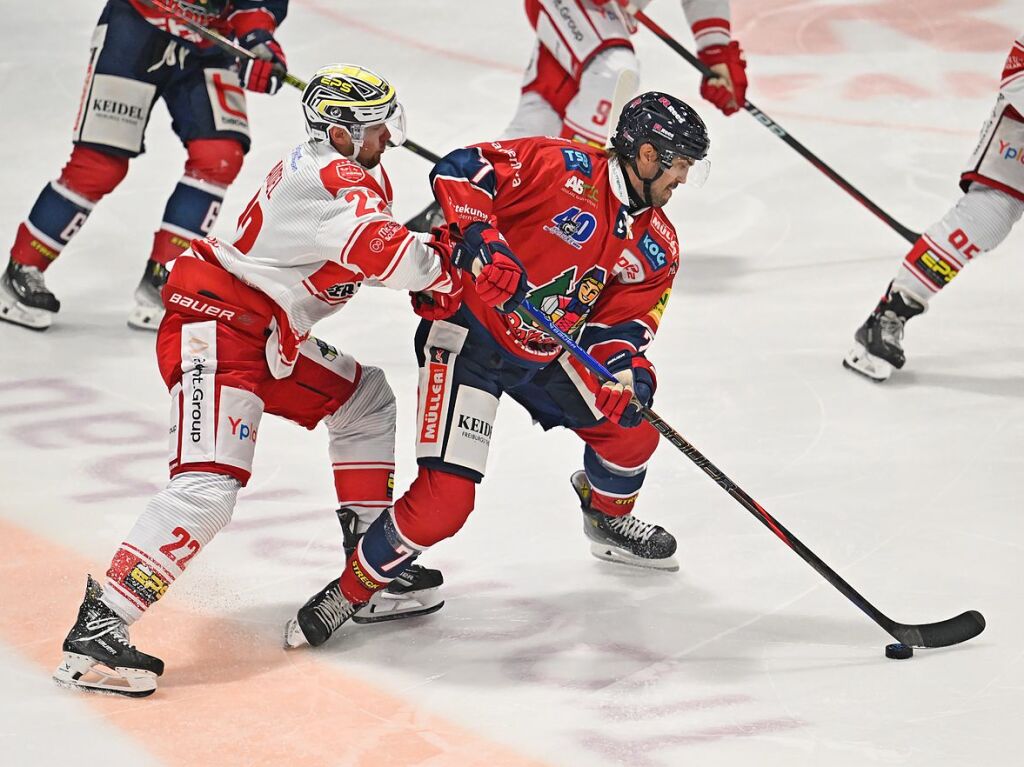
[698,41,748,116]
[453,222,529,313]
[595,352,656,428]
[238,30,287,95]
[412,227,464,320]
[410,283,463,321]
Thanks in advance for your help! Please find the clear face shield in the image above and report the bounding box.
[343,102,407,160]
[684,153,708,187]
[676,155,711,189]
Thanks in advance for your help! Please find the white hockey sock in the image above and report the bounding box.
[326,365,397,534]
[893,185,1024,303]
[102,471,240,623]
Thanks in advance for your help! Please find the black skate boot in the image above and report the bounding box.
[128,259,169,331]
[284,577,363,648]
[53,575,164,697]
[0,259,60,330]
[336,507,445,624]
[404,201,445,234]
[571,471,679,571]
[843,283,925,382]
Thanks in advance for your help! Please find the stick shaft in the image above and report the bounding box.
[137,1,450,163]
[633,10,919,244]
[519,300,898,633]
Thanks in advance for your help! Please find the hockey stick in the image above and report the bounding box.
[135,0,443,165]
[518,298,984,649]
[630,8,920,245]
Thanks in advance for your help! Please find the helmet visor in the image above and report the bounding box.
[384,102,407,148]
[686,157,711,188]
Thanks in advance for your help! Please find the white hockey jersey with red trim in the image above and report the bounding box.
[186,139,453,378]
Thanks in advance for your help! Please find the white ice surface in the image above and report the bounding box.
[1,1,1022,766]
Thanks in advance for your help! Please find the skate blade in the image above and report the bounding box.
[843,343,891,382]
[589,542,679,572]
[351,588,444,624]
[127,303,164,331]
[283,618,307,649]
[53,652,157,697]
[0,296,53,330]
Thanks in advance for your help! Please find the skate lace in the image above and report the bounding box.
[879,311,905,346]
[18,265,49,295]
[85,616,133,649]
[313,586,354,630]
[607,514,658,543]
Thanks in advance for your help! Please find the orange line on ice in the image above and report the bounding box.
[0,517,549,767]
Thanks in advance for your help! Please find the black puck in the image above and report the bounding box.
[885,643,914,660]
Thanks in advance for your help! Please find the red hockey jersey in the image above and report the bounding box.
[430,137,680,370]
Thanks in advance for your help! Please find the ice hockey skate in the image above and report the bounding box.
[52,575,164,698]
[844,284,925,382]
[571,471,679,571]
[284,577,365,648]
[127,258,168,330]
[336,507,445,624]
[0,259,60,330]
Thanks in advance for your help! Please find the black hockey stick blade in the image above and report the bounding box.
[888,610,986,649]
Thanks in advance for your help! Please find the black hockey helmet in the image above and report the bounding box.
[612,91,709,165]
[611,92,710,206]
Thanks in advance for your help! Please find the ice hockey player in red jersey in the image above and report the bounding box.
[508,0,746,145]
[0,1,289,332]
[844,33,1024,382]
[284,91,711,649]
[52,64,460,696]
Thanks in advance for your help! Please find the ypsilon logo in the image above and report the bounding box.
[228,416,257,442]
[998,139,1024,164]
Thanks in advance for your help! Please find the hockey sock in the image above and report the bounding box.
[149,139,243,266]
[9,146,128,270]
[583,444,646,516]
[102,472,240,623]
[339,507,424,604]
[325,366,397,534]
[893,185,1024,303]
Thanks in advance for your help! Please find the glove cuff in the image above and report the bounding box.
[605,351,657,394]
[697,41,745,68]
[230,9,277,39]
[691,17,732,51]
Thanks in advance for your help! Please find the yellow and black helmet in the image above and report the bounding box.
[301,64,406,152]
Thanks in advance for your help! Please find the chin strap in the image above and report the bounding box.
[624,156,664,210]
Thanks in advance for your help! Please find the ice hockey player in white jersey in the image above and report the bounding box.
[52,63,461,697]
[407,0,745,232]
[844,34,1024,382]
[506,0,746,145]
